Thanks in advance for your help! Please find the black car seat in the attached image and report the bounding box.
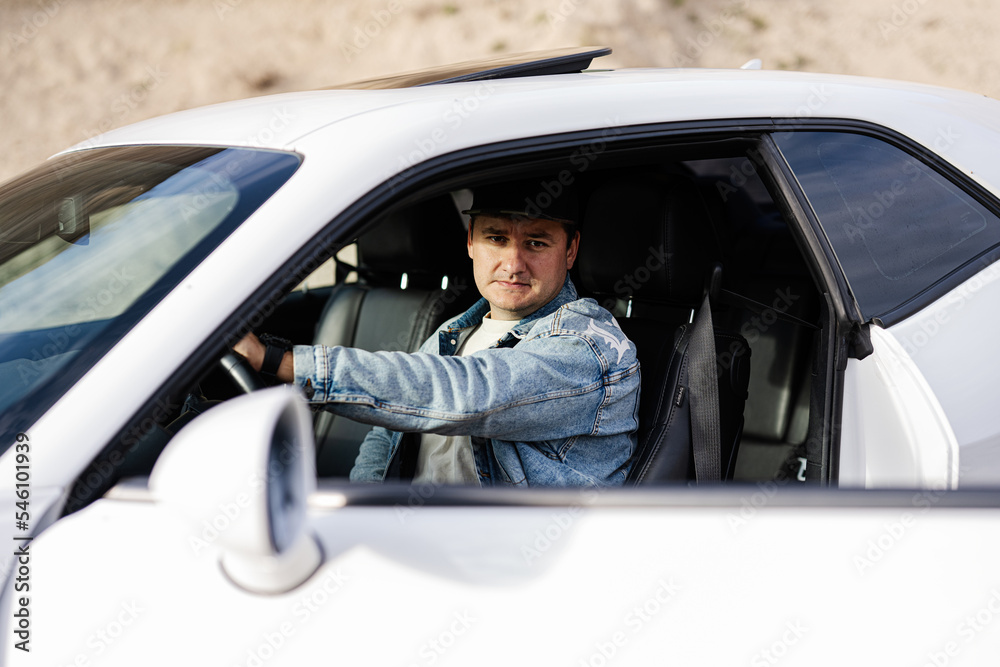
[312,195,476,477]
[576,174,751,483]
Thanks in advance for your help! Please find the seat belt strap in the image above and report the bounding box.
[385,432,420,480]
[688,292,722,482]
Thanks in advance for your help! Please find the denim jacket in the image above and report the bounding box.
[293,277,640,487]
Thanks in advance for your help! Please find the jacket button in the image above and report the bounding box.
[450,339,457,345]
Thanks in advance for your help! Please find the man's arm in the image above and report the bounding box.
[349,426,394,483]
[293,329,638,442]
[233,332,294,383]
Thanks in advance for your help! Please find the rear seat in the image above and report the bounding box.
[723,276,816,480]
[695,174,820,481]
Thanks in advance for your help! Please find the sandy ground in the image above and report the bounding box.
[1,0,999,183]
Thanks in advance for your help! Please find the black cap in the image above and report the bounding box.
[464,176,579,223]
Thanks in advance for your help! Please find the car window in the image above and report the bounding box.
[261,142,828,486]
[773,131,1000,321]
[0,146,301,445]
[290,247,356,292]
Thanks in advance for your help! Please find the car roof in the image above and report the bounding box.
[60,67,1000,195]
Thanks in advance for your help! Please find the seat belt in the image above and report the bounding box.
[688,292,722,482]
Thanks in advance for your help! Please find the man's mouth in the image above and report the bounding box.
[495,278,529,289]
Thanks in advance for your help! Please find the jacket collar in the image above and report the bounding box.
[448,275,578,333]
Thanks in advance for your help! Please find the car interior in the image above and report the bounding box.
[64,132,832,513]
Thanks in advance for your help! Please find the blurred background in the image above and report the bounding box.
[2,0,999,183]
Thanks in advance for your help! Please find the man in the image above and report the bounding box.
[235,178,640,486]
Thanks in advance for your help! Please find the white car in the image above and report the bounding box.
[3,48,1000,664]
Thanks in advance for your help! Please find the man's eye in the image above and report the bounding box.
[487,236,506,243]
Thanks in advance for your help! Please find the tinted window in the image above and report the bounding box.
[774,131,1000,319]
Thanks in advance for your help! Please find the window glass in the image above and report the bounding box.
[0,146,300,445]
[774,131,1000,319]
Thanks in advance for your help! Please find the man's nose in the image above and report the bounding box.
[501,244,528,275]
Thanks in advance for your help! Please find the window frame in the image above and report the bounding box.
[77,119,866,512]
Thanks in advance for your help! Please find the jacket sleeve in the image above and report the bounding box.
[292,330,638,441]
[349,426,394,483]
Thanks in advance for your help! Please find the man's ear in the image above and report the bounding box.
[565,230,581,269]
[467,221,474,258]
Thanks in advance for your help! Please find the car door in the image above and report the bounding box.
[772,128,1000,488]
[8,387,1000,666]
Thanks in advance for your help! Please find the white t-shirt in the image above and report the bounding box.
[413,314,518,485]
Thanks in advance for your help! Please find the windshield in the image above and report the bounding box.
[0,145,300,441]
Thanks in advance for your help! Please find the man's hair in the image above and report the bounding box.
[468,214,578,248]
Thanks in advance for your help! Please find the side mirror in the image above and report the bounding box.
[149,386,322,594]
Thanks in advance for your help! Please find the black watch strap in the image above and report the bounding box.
[258,334,292,379]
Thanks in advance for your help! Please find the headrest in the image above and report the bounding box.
[358,195,469,279]
[577,175,721,305]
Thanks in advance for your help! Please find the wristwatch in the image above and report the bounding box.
[257,333,293,381]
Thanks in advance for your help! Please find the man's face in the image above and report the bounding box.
[467,214,579,321]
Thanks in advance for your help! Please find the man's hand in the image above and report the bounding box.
[233,332,266,371]
[233,333,295,383]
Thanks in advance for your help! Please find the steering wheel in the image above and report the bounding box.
[164,351,263,438]
[218,350,267,393]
